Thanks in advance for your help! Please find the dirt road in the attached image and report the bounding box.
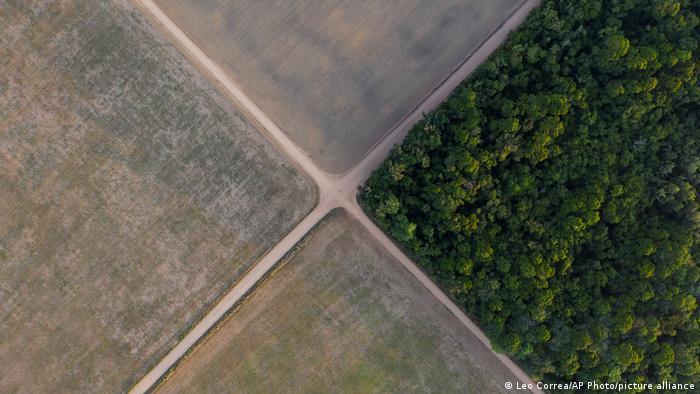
[129,201,335,394]
[130,0,543,393]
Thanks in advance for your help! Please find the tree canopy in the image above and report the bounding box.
[361,0,700,389]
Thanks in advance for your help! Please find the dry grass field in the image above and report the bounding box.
[155,0,526,173]
[157,211,516,393]
[0,0,315,391]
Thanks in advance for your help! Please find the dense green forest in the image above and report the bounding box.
[361,0,699,388]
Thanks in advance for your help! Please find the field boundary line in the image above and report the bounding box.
[129,202,333,393]
[129,0,543,393]
[340,0,542,189]
[337,0,532,179]
[142,208,342,390]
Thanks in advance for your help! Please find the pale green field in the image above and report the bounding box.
[156,0,526,173]
[0,0,315,391]
[157,211,515,393]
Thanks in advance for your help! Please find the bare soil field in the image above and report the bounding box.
[156,211,516,393]
[0,0,315,391]
[155,0,526,174]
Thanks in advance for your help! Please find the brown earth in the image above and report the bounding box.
[156,212,516,393]
[0,0,315,391]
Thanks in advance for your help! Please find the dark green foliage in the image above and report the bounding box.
[361,0,700,388]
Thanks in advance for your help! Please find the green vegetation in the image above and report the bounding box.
[158,212,515,393]
[155,0,525,173]
[362,0,699,387]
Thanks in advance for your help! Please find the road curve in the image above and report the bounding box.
[130,0,543,393]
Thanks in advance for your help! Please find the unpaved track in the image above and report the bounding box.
[130,0,543,393]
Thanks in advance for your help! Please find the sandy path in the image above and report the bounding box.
[130,0,543,393]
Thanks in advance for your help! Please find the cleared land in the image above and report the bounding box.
[155,0,526,173]
[0,0,315,392]
[156,211,516,393]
